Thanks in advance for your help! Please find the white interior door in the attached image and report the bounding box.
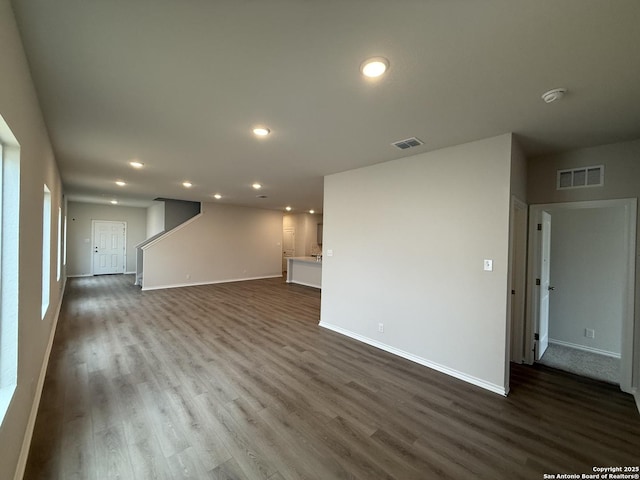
[536,211,552,360]
[93,220,126,275]
[282,226,295,271]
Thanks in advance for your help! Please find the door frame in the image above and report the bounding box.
[508,196,528,365]
[524,198,637,394]
[91,220,127,275]
[282,225,295,272]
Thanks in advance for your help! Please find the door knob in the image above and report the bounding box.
[548,286,555,291]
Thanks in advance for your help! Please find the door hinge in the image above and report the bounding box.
[535,278,541,286]
[534,333,539,340]
[537,223,542,231]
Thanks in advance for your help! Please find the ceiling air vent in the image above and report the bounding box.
[392,137,424,150]
[557,165,604,190]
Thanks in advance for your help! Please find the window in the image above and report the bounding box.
[0,114,20,423]
[63,214,67,266]
[57,206,62,281]
[42,185,51,318]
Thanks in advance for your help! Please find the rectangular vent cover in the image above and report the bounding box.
[392,137,424,150]
[557,165,604,190]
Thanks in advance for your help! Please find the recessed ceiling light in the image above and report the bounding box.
[309,210,315,214]
[110,199,118,205]
[129,160,144,169]
[285,206,292,211]
[115,180,126,186]
[213,193,222,200]
[182,181,193,188]
[361,57,389,78]
[253,127,270,137]
[252,183,262,190]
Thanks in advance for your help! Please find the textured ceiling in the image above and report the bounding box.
[10,0,640,210]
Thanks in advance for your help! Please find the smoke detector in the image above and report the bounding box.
[541,88,567,103]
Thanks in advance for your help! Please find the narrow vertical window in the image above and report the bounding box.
[63,214,67,266]
[42,185,51,318]
[0,114,20,422]
[57,206,62,281]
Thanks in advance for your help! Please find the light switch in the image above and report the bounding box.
[483,259,493,271]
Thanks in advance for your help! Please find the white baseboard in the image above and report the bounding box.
[318,321,507,397]
[141,274,283,291]
[549,338,621,359]
[67,272,135,278]
[285,280,321,289]
[13,277,67,480]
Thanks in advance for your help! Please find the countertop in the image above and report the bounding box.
[288,256,322,264]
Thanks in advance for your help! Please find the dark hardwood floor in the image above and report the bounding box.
[24,274,640,479]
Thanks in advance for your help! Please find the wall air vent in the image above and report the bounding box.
[557,165,604,190]
[392,137,424,150]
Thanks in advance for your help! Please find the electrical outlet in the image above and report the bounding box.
[378,323,384,333]
[585,328,595,339]
[186,273,191,280]
[483,259,493,271]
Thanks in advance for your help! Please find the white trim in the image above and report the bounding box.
[285,280,321,289]
[141,213,202,250]
[13,277,67,480]
[319,321,507,396]
[507,195,528,375]
[549,338,621,359]
[141,274,282,291]
[67,272,134,278]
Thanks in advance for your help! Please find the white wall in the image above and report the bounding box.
[510,137,527,202]
[321,134,513,394]
[146,200,165,238]
[549,207,626,356]
[0,2,66,478]
[143,202,282,290]
[528,139,640,205]
[164,199,200,231]
[67,202,147,275]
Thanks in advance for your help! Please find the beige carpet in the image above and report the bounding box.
[538,342,620,384]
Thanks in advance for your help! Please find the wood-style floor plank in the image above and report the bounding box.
[24,274,640,480]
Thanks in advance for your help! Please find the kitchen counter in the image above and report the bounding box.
[286,256,322,289]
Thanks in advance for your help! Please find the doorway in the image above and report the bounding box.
[282,226,295,272]
[524,199,637,393]
[92,220,127,275]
